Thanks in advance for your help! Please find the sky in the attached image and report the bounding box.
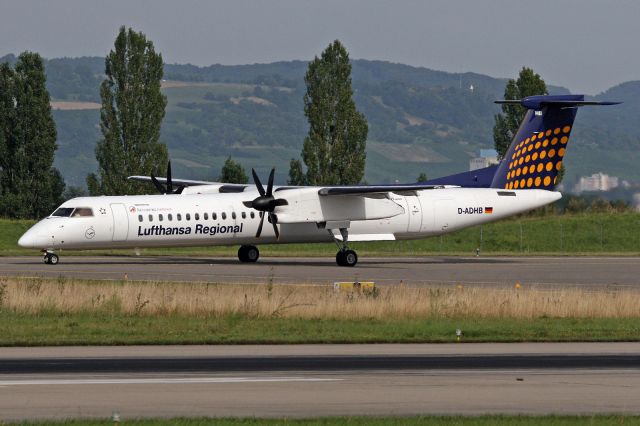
[1,0,638,94]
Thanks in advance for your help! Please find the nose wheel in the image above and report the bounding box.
[238,245,259,263]
[43,252,59,265]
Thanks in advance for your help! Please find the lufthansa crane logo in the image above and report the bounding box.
[85,227,96,239]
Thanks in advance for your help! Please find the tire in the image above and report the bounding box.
[238,245,259,263]
[238,246,248,262]
[46,253,59,265]
[335,251,345,266]
[245,246,259,262]
[343,249,357,267]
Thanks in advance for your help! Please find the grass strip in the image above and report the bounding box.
[2,313,639,346]
[8,415,640,425]
[2,277,640,345]
[2,213,640,257]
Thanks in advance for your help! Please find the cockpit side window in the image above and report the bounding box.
[71,207,94,217]
[51,207,74,217]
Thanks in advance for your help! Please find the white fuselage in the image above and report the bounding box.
[18,187,561,251]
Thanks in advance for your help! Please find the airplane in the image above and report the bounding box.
[18,94,619,267]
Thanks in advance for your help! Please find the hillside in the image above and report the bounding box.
[2,54,638,188]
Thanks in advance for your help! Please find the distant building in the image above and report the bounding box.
[469,149,499,171]
[633,193,640,212]
[573,172,620,193]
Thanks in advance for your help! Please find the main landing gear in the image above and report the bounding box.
[330,227,358,267]
[43,251,59,265]
[238,245,260,263]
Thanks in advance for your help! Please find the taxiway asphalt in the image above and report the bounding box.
[0,255,639,288]
[1,343,640,420]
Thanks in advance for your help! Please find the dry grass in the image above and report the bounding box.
[1,276,640,320]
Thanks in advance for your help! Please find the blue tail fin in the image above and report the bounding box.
[490,95,620,190]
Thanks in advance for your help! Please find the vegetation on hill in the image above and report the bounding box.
[1,54,638,190]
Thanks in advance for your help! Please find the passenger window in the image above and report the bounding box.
[186,213,191,221]
[250,212,255,219]
[212,212,217,220]
[222,212,227,220]
[204,213,208,220]
[168,214,173,221]
[159,214,163,222]
[138,215,143,222]
[232,212,236,220]
[241,212,246,219]
[195,213,200,220]
[177,213,182,221]
[148,214,153,222]
[72,207,93,217]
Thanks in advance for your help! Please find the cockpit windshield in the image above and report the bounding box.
[50,207,94,217]
[51,207,74,217]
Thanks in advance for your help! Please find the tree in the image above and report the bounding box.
[291,40,368,185]
[288,158,306,185]
[218,156,248,184]
[416,172,428,183]
[0,53,64,218]
[87,26,168,195]
[493,67,548,159]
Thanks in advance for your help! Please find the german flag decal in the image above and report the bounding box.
[485,207,493,214]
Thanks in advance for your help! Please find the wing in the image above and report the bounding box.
[128,176,249,193]
[317,183,443,196]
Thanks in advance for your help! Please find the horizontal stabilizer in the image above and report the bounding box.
[495,95,621,110]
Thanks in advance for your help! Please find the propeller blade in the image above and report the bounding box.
[255,212,265,238]
[252,168,266,197]
[266,168,275,197]
[166,161,173,193]
[269,213,279,239]
[243,201,254,208]
[150,173,165,194]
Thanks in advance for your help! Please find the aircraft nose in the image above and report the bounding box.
[18,229,35,248]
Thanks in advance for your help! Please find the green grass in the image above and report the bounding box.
[2,213,639,257]
[1,313,639,346]
[8,415,640,425]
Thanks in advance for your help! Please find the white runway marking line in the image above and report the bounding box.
[0,377,343,386]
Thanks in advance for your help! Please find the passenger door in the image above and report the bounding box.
[110,203,129,242]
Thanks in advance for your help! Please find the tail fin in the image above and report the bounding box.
[490,95,620,190]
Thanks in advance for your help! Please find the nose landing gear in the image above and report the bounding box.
[238,245,259,263]
[43,252,59,265]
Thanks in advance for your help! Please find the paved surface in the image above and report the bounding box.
[1,344,640,420]
[1,255,640,288]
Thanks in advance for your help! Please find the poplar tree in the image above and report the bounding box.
[218,156,248,184]
[493,67,548,159]
[290,40,368,185]
[87,27,168,195]
[0,53,64,218]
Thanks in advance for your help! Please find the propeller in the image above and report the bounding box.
[243,168,288,238]
[150,161,183,194]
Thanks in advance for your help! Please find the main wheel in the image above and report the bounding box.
[44,253,59,265]
[336,249,357,267]
[238,245,259,263]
